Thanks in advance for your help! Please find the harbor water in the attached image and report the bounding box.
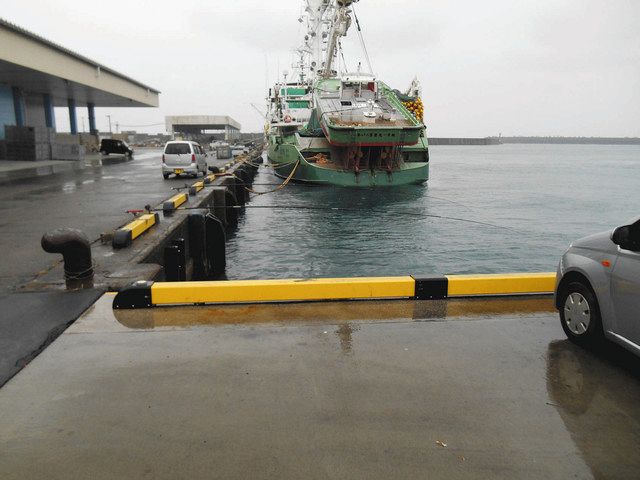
[226,144,640,279]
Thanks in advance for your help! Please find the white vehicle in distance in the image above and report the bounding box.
[162,141,208,179]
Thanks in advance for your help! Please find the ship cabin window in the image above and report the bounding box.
[341,81,377,102]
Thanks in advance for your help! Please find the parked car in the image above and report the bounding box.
[100,139,133,157]
[162,141,208,179]
[555,216,640,354]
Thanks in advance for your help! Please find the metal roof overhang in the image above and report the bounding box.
[166,116,241,131]
[0,18,159,108]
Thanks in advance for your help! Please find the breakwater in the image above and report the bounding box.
[428,137,501,146]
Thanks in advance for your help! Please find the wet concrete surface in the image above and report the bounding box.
[0,148,221,291]
[1,295,639,479]
[0,289,102,387]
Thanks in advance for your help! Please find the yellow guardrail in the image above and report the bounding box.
[112,213,160,249]
[189,181,204,196]
[113,273,557,309]
[162,192,188,214]
[447,273,556,297]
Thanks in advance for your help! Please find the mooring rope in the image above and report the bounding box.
[244,161,301,196]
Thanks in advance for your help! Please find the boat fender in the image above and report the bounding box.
[224,189,238,228]
[205,213,226,276]
[188,213,209,280]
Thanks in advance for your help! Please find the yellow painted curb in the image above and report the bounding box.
[446,273,556,297]
[151,276,416,305]
[162,192,188,213]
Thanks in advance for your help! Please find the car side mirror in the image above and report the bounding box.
[611,225,640,251]
[612,226,630,246]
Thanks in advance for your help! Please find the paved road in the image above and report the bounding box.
[0,149,228,386]
[0,148,222,291]
[1,295,639,479]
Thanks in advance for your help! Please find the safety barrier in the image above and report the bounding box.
[162,192,188,215]
[112,213,160,249]
[189,181,205,196]
[112,273,556,309]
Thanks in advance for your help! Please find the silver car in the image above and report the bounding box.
[555,216,640,354]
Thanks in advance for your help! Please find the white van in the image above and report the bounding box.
[162,141,208,179]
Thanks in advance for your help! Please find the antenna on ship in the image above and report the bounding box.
[321,0,356,78]
[351,2,374,75]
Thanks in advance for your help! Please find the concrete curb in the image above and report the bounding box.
[112,273,557,309]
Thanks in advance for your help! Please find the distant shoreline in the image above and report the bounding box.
[428,137,640,146]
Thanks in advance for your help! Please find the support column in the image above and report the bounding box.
[87,102,97,134]
[12,87,25,127]
[43,93,55,129]
[68,98,77,134]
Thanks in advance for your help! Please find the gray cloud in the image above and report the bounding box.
[3,0,638,136]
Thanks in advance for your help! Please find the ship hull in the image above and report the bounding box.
[267,141,428,187]
[320,124,423,147]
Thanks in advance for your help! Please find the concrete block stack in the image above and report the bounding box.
[51,143,86,161]
[4,126,55,161]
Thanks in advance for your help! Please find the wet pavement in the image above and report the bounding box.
[0,148,228,387]
[0,148,219,292]
[1,295,639,479]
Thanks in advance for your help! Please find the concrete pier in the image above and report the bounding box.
[1,294,639,479]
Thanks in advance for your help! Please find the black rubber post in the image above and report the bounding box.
[224,189,238,228]
[112,281,154,309]
[164,238,186,281]
[112,229,133,249]
[413,276,449,300]
[239,168,252,201]
[162,200,174,215]
[233,172,246,206]
[209,187,227,227]
[205,213,226,276]
[41,228,93,290]
[188,213,208,280]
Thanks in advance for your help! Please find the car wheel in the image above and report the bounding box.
[559,281,603,344]
[163,173,169,180]
[100,150,107,156]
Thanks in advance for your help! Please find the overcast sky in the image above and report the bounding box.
[3,0,639,136]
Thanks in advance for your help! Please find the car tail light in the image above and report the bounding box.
[191,154,196,163]
[162,154,165,162]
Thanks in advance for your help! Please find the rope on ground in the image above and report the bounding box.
[244,161,300,196]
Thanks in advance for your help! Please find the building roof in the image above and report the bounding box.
[0,17,159,94]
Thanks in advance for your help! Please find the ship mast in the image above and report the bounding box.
[321,0,356,78]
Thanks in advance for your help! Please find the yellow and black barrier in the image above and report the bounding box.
[112,273,556,309]
[162,192,188,215]
[189,181,204,196]
[112,213,160,249]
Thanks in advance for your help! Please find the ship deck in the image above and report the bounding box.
[317,96,415,128]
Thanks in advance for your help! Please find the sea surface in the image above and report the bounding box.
[225,144,640,279]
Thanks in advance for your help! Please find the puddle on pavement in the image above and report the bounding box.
[546,339,640,478]
[108,296,555,330]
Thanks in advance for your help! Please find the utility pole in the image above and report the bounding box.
[115,122,120,134]
[106,115,112,134]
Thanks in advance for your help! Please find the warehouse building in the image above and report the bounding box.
[0,17,159,161]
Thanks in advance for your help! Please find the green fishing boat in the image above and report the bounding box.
[266,0,429,187]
